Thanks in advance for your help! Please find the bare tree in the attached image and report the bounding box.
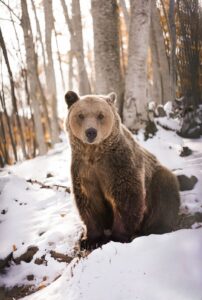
[169,0,176,100]
[91,0,124,115]
[177,0,201,107]
[123,0,151,130]
[44,0,60,143]
[150,1,171,104]
[0,28,27,158]
[72,0,91,95]
[54,27,65,91]
[60,0,91,95]
[30,0,48,90]
[0,90,17,162]
[21,0,47,155]
[68,37,74,91]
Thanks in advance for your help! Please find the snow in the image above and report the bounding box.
[164,101,173,116]
[22,229,202,300]
[0,125,202,300]
[157,116,181,132]
[136,126,184,170]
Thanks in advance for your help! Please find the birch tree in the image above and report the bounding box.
[30,0,48,89]
[123,0,151,130]
[60,0,91,95]
[91,0,124,115]
[44,0,60,143]
[21,0,47,155]
[72,0,91,95]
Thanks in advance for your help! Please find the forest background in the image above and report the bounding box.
[0,0,201,165]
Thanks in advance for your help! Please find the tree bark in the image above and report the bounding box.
[60,0,91,95]
[123,0,151,130]
[54,27,65,91]
[30,0,48,89]
[0,91,17,162]
[169,0,176,100]
[21,0,47,155]
[150,25,162,105]
[0,28,27,158]
[68,37,74,91]
[119,0,130,32]
[91,0,124,116]
[44,0,60,143]
[72,0,91,95]
[150,1,171,104]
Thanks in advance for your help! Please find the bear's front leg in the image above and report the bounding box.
[72,184,105,247]
[72,164,113,249]
[109,174,146,242]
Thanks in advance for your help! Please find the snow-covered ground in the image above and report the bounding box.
[0,125,202,300]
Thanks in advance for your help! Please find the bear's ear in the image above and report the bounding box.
[106,92,117,105]
[65,91,79,108]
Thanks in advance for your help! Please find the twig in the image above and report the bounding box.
[26,179,71,193]
[0,0,21,21]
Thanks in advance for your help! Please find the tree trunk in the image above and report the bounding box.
[0,91,17,162]
[123,0,151,130]
[150,25,162,105]
[72,0,91,95]
[169,0,176,100]
[54,27,65,91]
[119,0,129,32]
[30,0,49,89]
[60,0,91,95]
[150,1,171,104]
[44,0,60,143]
[91,0,124,116]
[68,37,74,91]
[0,28,27,158]
[21,0,47,155]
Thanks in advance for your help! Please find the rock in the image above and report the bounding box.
[144,120,158,141]
[178,126,201,139]
[177,175,198,191]
[1,209,7,215]
[34,255,47,266]
[50,251,73,263]
[0,285,33,300]
[179,146,192,157]
[157,105,166,117]
[177,107,202,139]
[187,126,201,138]
[46,173,54,178]
[14,246,39,264]
[176,212,202,230]
[27,274,34,281]
[0,252,13,272]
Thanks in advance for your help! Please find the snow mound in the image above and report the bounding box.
[23,228,202,300]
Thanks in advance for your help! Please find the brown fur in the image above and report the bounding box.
[65,91,180,245]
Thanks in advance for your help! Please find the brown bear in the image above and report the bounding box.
[65,91,180,247]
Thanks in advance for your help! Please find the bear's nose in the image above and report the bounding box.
[85,127,97,142]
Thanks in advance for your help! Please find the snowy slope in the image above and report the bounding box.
[0,127,202,300]
[23,229,202,300]
[0,135,83,292]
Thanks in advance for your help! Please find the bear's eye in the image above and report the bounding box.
[97,113,104,120]
[78,113,84,120]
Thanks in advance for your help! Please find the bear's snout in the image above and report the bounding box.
[85,127,97,143]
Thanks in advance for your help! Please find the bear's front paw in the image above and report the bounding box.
[80,236,110,251]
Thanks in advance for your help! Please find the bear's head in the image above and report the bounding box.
[65,91,118,145]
